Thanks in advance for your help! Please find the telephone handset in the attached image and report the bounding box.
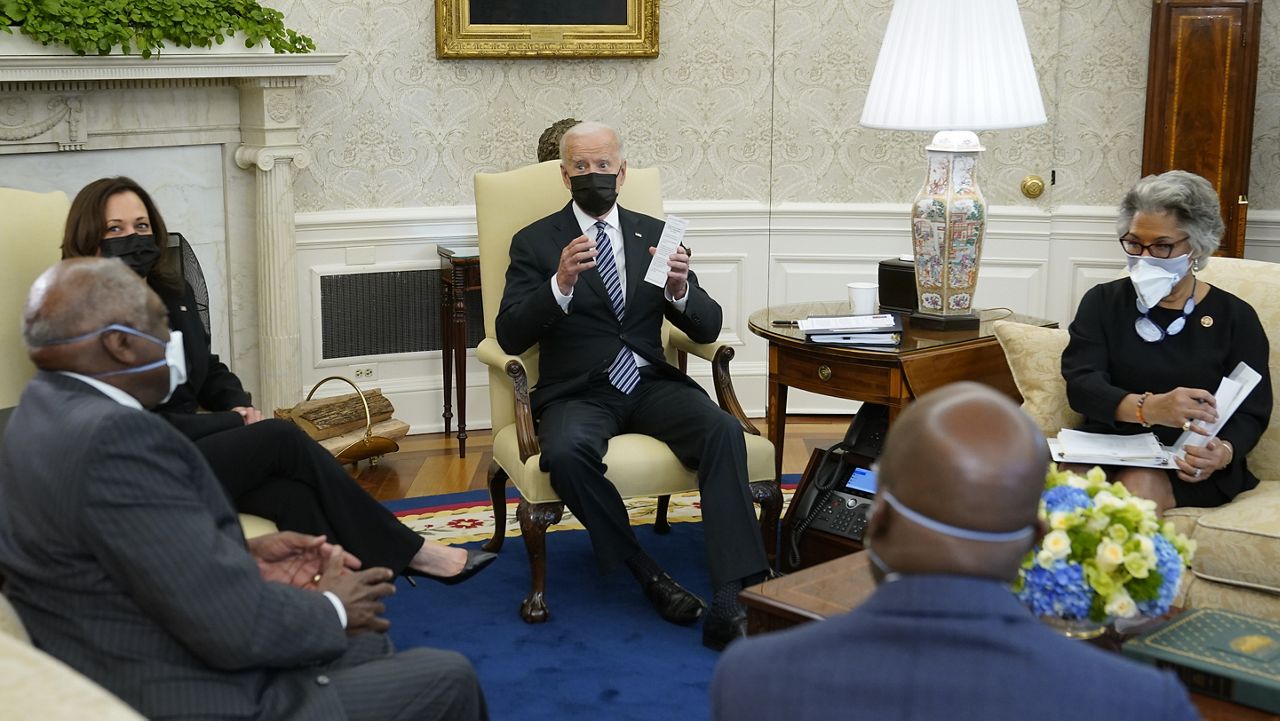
[786,404,889,569]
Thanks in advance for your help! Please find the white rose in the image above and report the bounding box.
[1093,491,1122,511]
[1037,549,1057,569]
[1043,530,1073,561]
[1135,535,1155,558]
[1096,539,1125,572]
[1105,589,1138,618]
[1049,512,1071,531]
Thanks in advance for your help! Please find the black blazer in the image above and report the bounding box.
[152,280,252,440]
[496,202,722,414]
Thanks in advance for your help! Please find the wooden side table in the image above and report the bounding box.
[437,246,482,458]
[747,303,1057,478]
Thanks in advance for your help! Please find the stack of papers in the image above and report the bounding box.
[1048,362,1262,469]
[800,314,902,347]
[1051,430,1171,467]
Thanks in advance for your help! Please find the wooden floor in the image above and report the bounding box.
[355,416,850,502]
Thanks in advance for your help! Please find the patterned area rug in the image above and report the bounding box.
[391,481,798,546]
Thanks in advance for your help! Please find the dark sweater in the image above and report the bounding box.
[1062,277,1271,503]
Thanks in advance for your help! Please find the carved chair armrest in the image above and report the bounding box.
[668,328,761,436]
[475,338,540,461]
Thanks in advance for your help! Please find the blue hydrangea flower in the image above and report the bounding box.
[1136,534,1183,616]
[1017,560,1093,619]
[1043,486,1092,514]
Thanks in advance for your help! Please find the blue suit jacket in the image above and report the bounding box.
[711,574,1199,721]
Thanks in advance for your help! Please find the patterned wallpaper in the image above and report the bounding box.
[280,0,1280,213]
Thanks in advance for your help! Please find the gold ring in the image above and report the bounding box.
[1182,419,1192,432]
[312,573,323,584]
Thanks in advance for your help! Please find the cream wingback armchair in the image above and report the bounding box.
[1,188,146,718]
[474,161,782,623]
[995,257,1280,619]
[0,187,275,539]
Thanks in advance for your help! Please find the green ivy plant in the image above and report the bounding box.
[1,0,315,58]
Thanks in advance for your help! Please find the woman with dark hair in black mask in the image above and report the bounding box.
[62,176,495,583]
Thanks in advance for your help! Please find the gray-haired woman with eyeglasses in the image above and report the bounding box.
[1061,170,1272,515]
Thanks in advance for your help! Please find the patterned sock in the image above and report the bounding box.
[710,572,766,618]
[710,579,744,619]
[625,551,664,585]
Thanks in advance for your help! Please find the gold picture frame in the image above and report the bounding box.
[435,0,659,59]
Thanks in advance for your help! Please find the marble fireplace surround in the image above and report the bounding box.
[0,41,344,413]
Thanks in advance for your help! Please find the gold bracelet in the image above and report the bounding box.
[1220,440,1234,468]
[1135,392,1153,428]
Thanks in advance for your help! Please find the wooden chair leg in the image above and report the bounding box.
[516,498,563,624]
[654,494,672,534]
[750,479,783,570]
[482,462,509,553]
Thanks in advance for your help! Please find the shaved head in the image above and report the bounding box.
[23,258,158,349]
[868,382,1049,580]
[22,258,171,407]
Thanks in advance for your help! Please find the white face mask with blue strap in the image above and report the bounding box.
[865,487,1035,583]
[41,323,187,404]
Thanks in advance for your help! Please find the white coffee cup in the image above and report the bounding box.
[847,282,879,315]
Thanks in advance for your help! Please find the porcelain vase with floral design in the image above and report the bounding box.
[910,130,986,327]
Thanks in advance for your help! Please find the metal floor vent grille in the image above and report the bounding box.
[320,269,484,360]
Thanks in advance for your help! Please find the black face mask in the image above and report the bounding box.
[569,172,619,217]
[100,233,160,278]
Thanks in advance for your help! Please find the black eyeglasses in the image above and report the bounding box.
[1119,235,1190,259]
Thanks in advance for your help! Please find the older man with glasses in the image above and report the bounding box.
[1060,170,1272,515]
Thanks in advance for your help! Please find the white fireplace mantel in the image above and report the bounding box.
[0,36,346,413]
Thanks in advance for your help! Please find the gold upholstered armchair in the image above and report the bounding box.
[473,161,782,623]
[0,186,276,540]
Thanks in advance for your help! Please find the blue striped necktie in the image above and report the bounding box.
[594,221,639,394]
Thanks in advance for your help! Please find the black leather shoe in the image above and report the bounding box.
[402,548,497,587]
[642,572,706,625]
[702,610,748,652]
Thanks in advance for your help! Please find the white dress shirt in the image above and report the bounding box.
[549,201,689,368]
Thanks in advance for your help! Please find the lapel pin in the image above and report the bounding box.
[1200,316,1214,328]
[179,305,188,312]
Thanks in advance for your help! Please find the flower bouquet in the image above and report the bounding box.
[1014,464,1196,635]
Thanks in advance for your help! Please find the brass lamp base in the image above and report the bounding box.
[910,311,981,331]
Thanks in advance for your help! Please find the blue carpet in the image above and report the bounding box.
[384,522,720,721]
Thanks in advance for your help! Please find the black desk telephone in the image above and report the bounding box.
[786,404,889,568]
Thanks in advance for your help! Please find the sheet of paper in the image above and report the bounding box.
[797,314,898,333]
[1170,362,1263,455]
[644,214,690,288]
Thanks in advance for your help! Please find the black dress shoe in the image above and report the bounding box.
[402,548,497,587]
[702,610,747,652]
[642,572,706,625]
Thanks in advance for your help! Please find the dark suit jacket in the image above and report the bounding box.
[495,202,721,414]
[153,280,252,440]
[0,372,352,720]
[711,574,1199,721]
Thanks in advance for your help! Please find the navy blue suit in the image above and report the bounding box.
[711,574,1199,721]
[495,202,768,587]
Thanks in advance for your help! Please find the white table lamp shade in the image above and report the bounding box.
[860,0,1047,131]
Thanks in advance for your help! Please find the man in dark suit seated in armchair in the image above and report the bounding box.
[0,257,488,721]
[496,121,770,651]
[711,382,1199,721]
